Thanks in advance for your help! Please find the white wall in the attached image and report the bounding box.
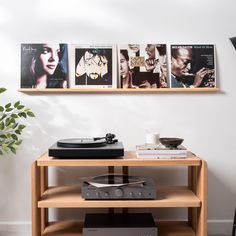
[0,0,236,235]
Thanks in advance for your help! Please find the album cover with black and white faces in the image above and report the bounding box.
[118,44,168,89]
[70,44,117,88]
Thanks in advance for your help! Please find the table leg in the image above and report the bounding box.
[40,167,48,233]
[31,161,41,236]
[196,160,208,236]
[188,166,197,231]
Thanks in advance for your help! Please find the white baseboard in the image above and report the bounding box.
[0,220,233,236]
[0,222,31,236]
[208,220,233,236]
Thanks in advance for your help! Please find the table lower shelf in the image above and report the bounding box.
[42,220,195,236]
[38,185,200,208]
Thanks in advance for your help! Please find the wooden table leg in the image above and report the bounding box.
[32,161,41,236]
[40,166,48,233]
[188,166,197,231]
[196,160,208,236]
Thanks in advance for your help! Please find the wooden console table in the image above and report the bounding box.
[32,151,208,236]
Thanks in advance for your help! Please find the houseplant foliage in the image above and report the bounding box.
[0,88,35,155]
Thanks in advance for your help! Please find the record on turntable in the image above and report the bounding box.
[57,133,118,148]
[82,174,145,188]
[57,138,107,148]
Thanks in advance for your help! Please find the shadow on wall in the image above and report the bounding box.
[208,169,236,235]
[20,95,105,158]
[21,93,173,157]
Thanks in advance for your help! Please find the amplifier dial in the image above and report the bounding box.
[114,188,123,197]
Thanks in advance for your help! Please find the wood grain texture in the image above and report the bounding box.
[32,151,207,235]
[38,185,200,208]
[31,161,41,236]
[42,221,195,236]
[19,88,220,93]
[37,151,201,167]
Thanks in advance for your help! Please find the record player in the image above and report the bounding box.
[81,174,156,199]
[49,133,124,159]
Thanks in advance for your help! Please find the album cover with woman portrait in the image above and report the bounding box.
[170,44,216,88]
[118,44,168,89]
[21,44,69,88]
[70,44,117,88]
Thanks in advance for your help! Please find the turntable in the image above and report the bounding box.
[81,174,156,199]
[48,133,124,159]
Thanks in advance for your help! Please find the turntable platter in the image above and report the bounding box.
[57,138,107,148]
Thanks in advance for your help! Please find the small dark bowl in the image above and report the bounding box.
[159,138,184,148]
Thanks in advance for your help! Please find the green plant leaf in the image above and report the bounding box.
[12,123,18,129]
[0,114,7,121]
[26,111,35,117]
[11,134,18,140]
[15,129,21,135]
[0,88,6,94]
[7,141,15,147]
[11,114,18,119]
[18,124,26,130]
[0,134,7,139]
[0,122,4,130]
[3,145,9,153]
[10,147,16,154]
[17,105,25,110]
[5,117,11,126]
[9,117,15,123]
[14,101,20,108]
[0,88,35,155]
[15,140,22,145]
[6,108,13,112]
[19,112,26,118]
[5,103,11,109]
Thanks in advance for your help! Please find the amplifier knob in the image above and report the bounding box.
[138,192,143,197]
[129,192,134,197]
[114,188,123,197]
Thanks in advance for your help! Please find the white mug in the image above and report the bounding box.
[145,132,160,145]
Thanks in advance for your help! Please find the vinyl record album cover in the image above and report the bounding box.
[170,44,216,88]
[21,43,69,88]
[118,44,168,88]
[70,44,117,88]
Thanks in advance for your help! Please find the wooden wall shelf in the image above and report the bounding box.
[19,88,219,94]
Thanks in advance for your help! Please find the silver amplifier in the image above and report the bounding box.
[81,174,156,199]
